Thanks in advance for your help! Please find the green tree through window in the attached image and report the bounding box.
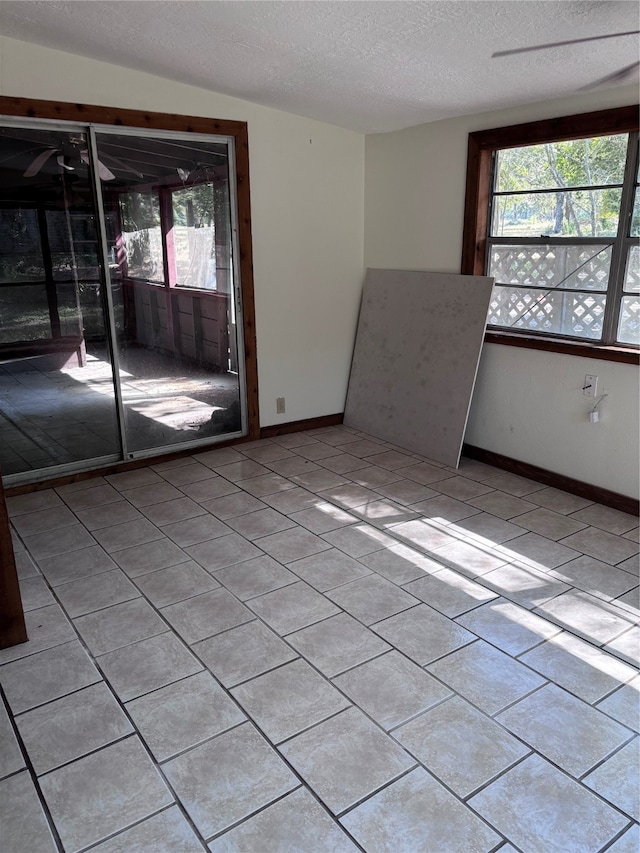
[487,131,639,344]
[462,106,640,357]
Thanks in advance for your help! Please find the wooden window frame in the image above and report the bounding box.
[461,104,640,365]
[0,95,260,436]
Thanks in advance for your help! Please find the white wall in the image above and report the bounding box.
[365,86,639,499]
[1,37,637,497]
[0,36,365,426]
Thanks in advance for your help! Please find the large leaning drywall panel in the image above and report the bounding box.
[343,269,494,468]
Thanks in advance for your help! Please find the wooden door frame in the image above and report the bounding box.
[0,96,260,439]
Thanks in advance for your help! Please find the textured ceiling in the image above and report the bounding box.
[0,0,638,133]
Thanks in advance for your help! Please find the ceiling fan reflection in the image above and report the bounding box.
[24,135,144,181]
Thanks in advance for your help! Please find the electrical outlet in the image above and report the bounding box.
[583,374,598,398]
[276,397,285,414]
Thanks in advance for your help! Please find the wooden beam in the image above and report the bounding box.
[0,468,28,649]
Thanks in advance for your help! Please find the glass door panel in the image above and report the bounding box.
[95,131,244,457]
[0,125,120,478]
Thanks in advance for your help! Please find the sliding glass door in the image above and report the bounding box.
[0,125,121,478]
[94,129,245,458]
[0,118,247,483]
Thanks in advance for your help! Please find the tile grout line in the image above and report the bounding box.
[76,803,178,853]
[5,430,634,848]
[8,569,217,850]
[17,535,387,848]
[0,681,66,853]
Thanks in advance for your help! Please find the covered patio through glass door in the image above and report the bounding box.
[0,106,257,486]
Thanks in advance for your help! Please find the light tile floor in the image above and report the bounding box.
[2,424,639,852]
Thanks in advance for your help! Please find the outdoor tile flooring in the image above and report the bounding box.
[0,351,241,477]
[1,424,639,852]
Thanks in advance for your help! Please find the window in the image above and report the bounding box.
[462,105,640,358]
[118,190,164,282]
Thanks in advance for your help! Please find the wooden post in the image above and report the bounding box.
[158,186,181,359]
[0,469,27,649]
[36,204,62,341]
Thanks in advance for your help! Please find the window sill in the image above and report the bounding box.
[484,331,639,365]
